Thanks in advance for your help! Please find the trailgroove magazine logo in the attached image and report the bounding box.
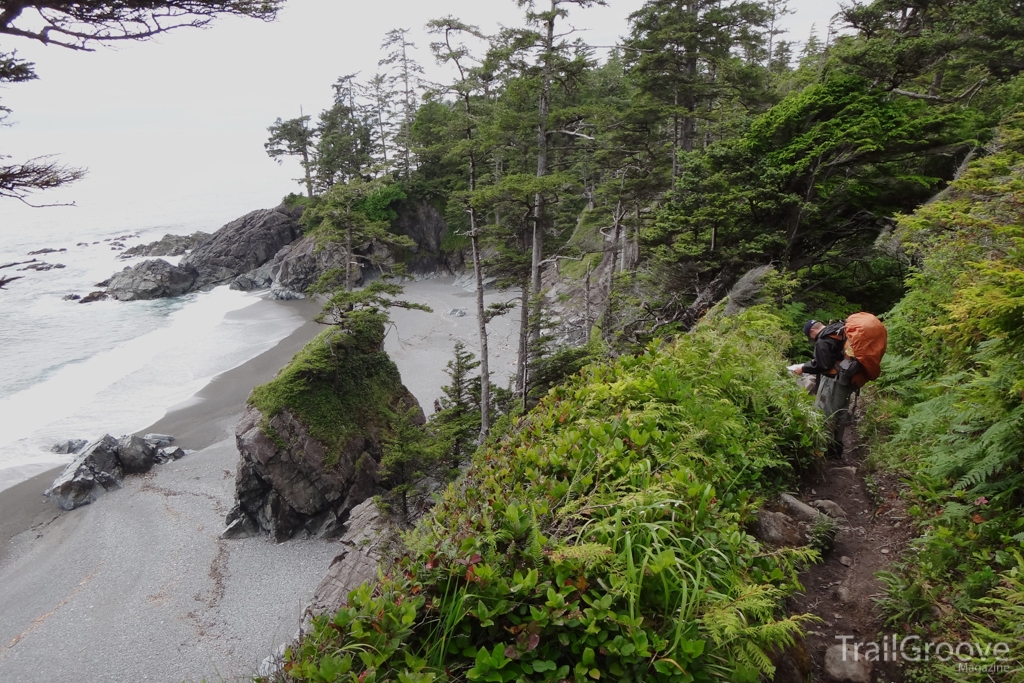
[835,634,1017,672]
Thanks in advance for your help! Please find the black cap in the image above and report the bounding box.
[803,319,817,338]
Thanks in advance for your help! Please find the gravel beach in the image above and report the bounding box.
[0,277,519,682]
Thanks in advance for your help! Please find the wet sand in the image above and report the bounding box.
[0,277,518,682]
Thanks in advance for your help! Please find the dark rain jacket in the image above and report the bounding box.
[801,321,846,377]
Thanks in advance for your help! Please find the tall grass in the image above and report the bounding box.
[273,308,825,683]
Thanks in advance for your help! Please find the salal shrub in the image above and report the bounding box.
[274,309,824,683]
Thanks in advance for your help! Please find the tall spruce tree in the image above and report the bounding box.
[428,17,498,440]
[380,28,425,180]
[265,114,317,198]
[316,75,374,191]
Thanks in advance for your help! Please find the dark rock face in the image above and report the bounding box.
[391,200,448,262]
[119,232,210,259]
[45,435,124,511]
[182,207,303,290]
[231,234,350,294]
[78,291,108,304]
[117,435,156,474]
[225,405,397,542]
[108,259,199,301]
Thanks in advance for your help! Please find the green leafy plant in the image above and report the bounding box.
[272,308,826,683]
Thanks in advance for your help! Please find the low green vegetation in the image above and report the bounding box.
[273,309,826,683]
[248,316,403,466]
[862,114,1024,682]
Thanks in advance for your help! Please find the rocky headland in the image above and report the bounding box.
[95,198,456,304]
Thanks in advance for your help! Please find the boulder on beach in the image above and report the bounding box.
[51,438,88,454]
[45,432,181,510]
[117,435,156,474]
[155,446,186,463]
[224,320,423,542]
[108,259,198,301]
[182,205,303,290]
[143,433,175,448]
[119,232,210,259]
[45,435,124,511]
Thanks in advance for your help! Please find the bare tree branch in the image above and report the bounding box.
[0,1,282,52]
[0,155,86,203]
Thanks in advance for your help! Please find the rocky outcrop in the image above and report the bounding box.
[224,396,417,542]
[231,234,349,295]
[301,498,393,628]
[223,321,423,543]
[182,206,303,290]
[108,259,199,301]
[18,261,65,272]
[45,433,183,510]
[119,231,210,259]
[45,435,124,511]
[78,291,108,304]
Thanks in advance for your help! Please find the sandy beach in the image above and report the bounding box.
[0,277,518,682]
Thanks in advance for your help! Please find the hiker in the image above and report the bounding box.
[792,320,853,420]
[791,314,888,449]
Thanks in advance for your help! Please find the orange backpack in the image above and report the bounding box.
[843,312,888,387]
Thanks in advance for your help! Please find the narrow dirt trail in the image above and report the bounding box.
[779,407,914,683]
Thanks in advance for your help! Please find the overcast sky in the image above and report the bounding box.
[0,0,843,235]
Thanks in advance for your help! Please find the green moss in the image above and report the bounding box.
[558,251,601,281]
[248,318,404,467]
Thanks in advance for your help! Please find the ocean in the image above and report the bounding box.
[0,189,302,492]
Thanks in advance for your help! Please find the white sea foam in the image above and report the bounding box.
[0,212,304,493]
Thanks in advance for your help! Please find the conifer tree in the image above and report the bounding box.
[380,402,438,520]
[380,28,425,180]
[265,114,317,198]
[431,341,482,468]
[316,75,374,191]
[305,179,414,290]
[427,17,500,441]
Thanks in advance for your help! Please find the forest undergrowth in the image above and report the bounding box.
[270,309,829,683]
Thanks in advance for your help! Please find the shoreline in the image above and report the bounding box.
[0,295,323,565]
[0,277,520,682]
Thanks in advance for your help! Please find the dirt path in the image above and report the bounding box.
[780,406,914,682]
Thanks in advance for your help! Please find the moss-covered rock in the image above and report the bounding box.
[224,318,422,542]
